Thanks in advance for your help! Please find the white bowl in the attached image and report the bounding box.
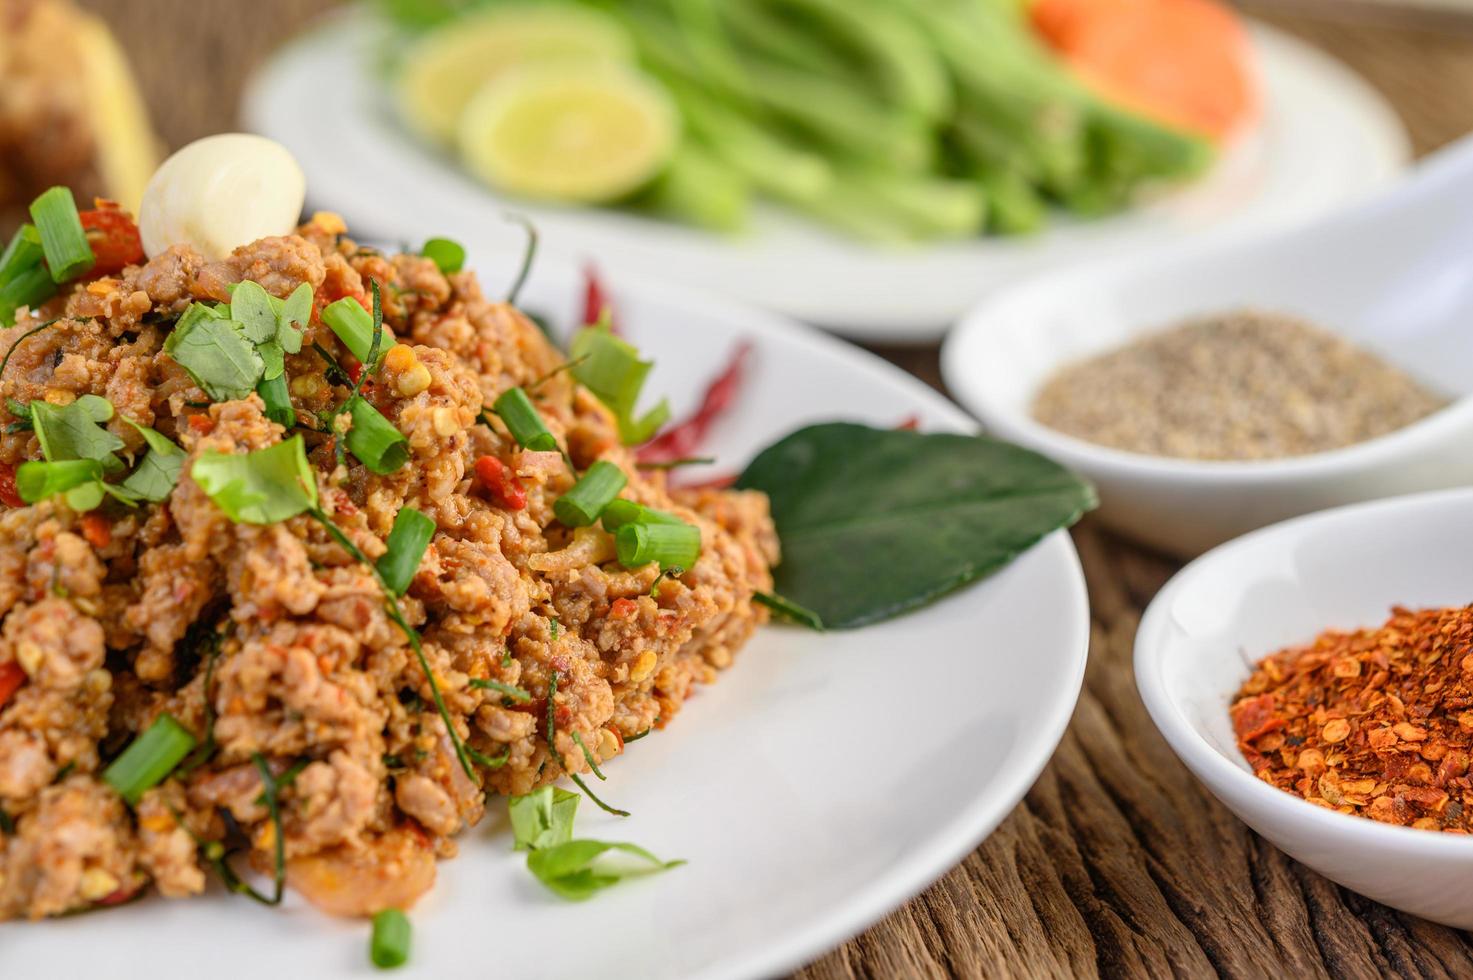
[1136,488,1473,928]
[942,135,1473,557]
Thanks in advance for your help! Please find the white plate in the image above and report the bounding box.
[242,11,1408,342]
[1136,488,1473,928]
[1,264,1090,979]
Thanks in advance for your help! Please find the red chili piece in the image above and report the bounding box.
[638,342,753,464]
[0,463,23,508]
[474,455,527,510]
[581,264,619,334]
[79,203,145,276]
[0,660,25,708]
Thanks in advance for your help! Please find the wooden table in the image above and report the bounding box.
[77,1,1473,973]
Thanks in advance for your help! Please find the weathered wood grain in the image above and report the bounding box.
[71,1,1473,974]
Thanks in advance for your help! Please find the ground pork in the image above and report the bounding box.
[0,215,775,921]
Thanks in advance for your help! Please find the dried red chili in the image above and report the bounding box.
[474,455,526,510]
[1232,604,1473,832]
[0,660,25,709]
[582,265,618,333]
[638,342,752,465]
[0,463,23,508]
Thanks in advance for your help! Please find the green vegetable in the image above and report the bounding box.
[30,396,124,472]
[118,419,185,503]
[0,225,56,326]
[163,304,265,402]
[752,591,824,631]
[600,498,683,532]
[191,436,319,524]
[29,187,94,283]
[15,459,105,504]
[344,396,411,475]
[469,677,532,703]
[377,506,436,596]
[256,373,295,429]
[250,753,288,905]
[492,387,558,453]
[102,714,197,806]
[735,423,1095,628]
[321,297,382,366]
[421,237,465,274]
[230,280,279,345]
[554,460,627,527]
[525,839,683,901]
[569,325,669,445]
[370,909,411,969]
[509,785,581,852]
[614,521,700,572]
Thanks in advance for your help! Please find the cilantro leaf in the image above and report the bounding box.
[163,304,265,402]
[16,458,103,502]
[277,282,310,354]
[191,435,319,524]
[230,280,279,345]
[31,397,125,473]
[120,419,185,503]
[509,786,580,853]
[258,340,286,381]
[524,839,683,901]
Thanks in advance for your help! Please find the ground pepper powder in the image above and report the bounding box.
[1231,605,1473,832]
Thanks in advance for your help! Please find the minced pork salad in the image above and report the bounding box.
[0,187,777,926]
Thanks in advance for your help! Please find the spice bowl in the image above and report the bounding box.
[941,133,1473,557]
[1135,488,1473,928]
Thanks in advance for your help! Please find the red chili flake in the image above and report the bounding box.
[96,885,139,907]
[187,414,215,434]
[473,455,526,510]
[555,705,573,727]
[895,415,921,431]
[609,597,637,619]
[550,655,571,673]
[0,463,23,508]
[344,358,364,385]
[637,342,752,465]
[79,513,111,550]
[582,264,619,333]
[1230,693,1281,742]
[79,202,144,276]
[0,661,25,708]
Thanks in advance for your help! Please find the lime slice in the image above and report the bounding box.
[394,4,633,145]
[458,66,678,204]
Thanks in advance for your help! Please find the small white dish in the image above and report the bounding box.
[943,134,1473,558]
[1136,488,1473,929]
[242,9,1407,342]
[1,260,1089,980]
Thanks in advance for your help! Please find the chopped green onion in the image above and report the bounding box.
[376,506,435,596]
[102,714,197,805]
[29,187,94,283]
[553,461,627,527]
[371,909,411,968]
[492,387,557,453]
[344,396,410,475]
[0,224,43,282]
[468,678,532,703]
[0,264,57,327]
[257,373,295,429]
[321,296,382,366]
[615,522,701,571]
[570,326,670,446]
[753,591,825,631]
[600,499,685,533]
[421,237,465,275]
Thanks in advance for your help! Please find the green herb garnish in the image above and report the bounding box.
[492,387,557,453]
[102,714,197,806]
[545,670,627,817]
[570,323,670,445]
[504,214,537,306]
[421,237,465,275]
[571,731,606,781]
[752,591,825,631]
[118,418,185,503]
[370,908,411,969]
[508,785,580,852]
[376,506,435,596]
[248,752,287,905]
[190,436,319,524]
[525,839,683,902]
[615,522,701,572]
[163,304,265,402]
[468,678,532,703]
[554,460,627,528]
[29,187,94,283]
